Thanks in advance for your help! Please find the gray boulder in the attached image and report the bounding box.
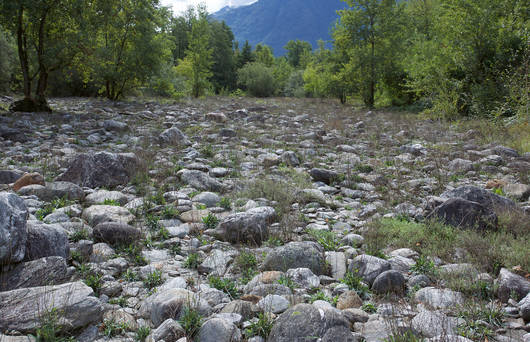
[0,256,68,291]
[497,268,530,303]
[371,270,406,294]
[428,198,498,230]
[216,206,276,245]
[309,168,339,185]
[24,221,69,261]
[411,310,458,338]
[414,287,464,309]
[349,254,391,286]
[268,303,352,342]
[159,127,191,147]
[178,170,225,192]
[18,182,84,201]
[147,318,185,342]
[103,119,128,132]
[262,241,327,275]
[0,192,28,264]
[85,190,132,206]
[0,281,105,333]
[82,205,135,226]
[440,185,516,211]
[519,292,530,322]
[0,170,23,184]
[139,288,211,327]
[197,318,242,342]
[93,222,142,245]
[192,192,221,208]
[57,152,139,188]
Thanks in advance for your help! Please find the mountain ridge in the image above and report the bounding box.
[213,0,346,56]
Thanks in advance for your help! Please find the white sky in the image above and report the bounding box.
[160,0,256,15]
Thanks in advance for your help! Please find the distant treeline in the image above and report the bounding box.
[0,0,528,118]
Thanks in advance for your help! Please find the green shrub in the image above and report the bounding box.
[202,213,219,229]
[83,272,103,296]
[208,276,240,298]
[410,255,437,277]
[184,253,201,269]
[235,250,258,284]
[102,318,129,337]
[103,199,120,206]
[277,275,296,290]
[238,62,276,97]
[362,302,377,313]
[179,306,203,339]
[135,326,151,342]
[122,269,139,282]
[306,229,341,251]
[341,271,371,299]
[218,197,231,210]
[245,313,274,338]
[457,302,504,340]
[143,270,163,289]
[69,228,89,242]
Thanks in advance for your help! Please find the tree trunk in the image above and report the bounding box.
[16,5,31,99]
[369,39,375,108]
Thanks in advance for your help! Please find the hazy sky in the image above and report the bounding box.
[160,0,256,15]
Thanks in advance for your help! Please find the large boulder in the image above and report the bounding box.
[24,221,69,261]
[0,170,23,184]
[309,168,339,185]
[93,222,142,245]
[496,268,530,303]
[178,170,225,192]
[371,270,406,294]
[159,127,191,147]
[0,281,105,333]
[0,256,68,291]
[82,205,135,226]
[85,190,132,206]
[197,318,242,342]
[139,288,212,327]
[268,303,354,342]
[0,192,28,264]
[349,254,391,286]
[215,206,276,245]
[262,241,327,275]
[56,152,139,188]
[414,287,464,310]
[18,181,84,201]
[428,198,498,231]
[440,185,516,211]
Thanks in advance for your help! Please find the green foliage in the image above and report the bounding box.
[410,255,437,277]
[135,326,151,342]
[162,205,179,219]
[109,296,128,307]
[277,275,297,290]
[83,272,103,296]
[457,302,504,340]
[361,302,377,313]
[103,199,120,206]
[184,253,201,269]
[122,269,139,282]
[143,269,163,289]
[310,290,333,304]
[102,318,129,337]
[235,250,259,284]
[202,213,219,229]
[208,276,240,298]
[245,313,274,339]
[34,308,76,342]
[0,26,16,92]
[341,271,371,299]
[284,40,312,68]
[238,62,276,97]
[218,197,231,210]
[306,229,342,251]
[383,331,422,342]
[179,306,203,339]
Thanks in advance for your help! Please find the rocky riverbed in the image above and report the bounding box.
[0,96,529,342]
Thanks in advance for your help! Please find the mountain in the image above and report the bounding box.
[213,0,345,56]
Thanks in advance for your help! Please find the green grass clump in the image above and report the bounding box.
[179,306,203,339]
[364,217,530,274]
[306,229,342,251]
[235,250,259,284]
[202,213,219,229]
[135,326,151,342]
[457,302,504,340]
[341,271,371,299]
[410,255,437,277]
[184,253,201,269]
[102,318,129,337]
[143,270,163,289]
[245,313,274,339]
[277,275,297,290]
[208,276,240,298]
[103,199,120,206]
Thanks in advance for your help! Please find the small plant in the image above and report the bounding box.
[200,144,215,158]
[145,214,162,231]
[83,272,103,296]
[383,331,422,342]
[202,213,219,229]
[310,290,333,304]
[70,250,84,263]
[235,250,259,284]
[362,302,377,313]
[103,198,120,206]
[143,270,163,289]
[169,242,182,256]
[35,205,54,221]
[245,313,274,339]
[184,253,201,269]
[162,205,179,219]
[109,296,128,307]
[102,318,129,337]
[410,255,437,276]
[341,271,371,299]
[277,275,297,290]
[356,164,374,173]
[306,229,341,251]
[69,228,89,242]
[457,302,504,340]
[179,306,203,339]
[135,326,151,342]
[196,203,207,210]
[118,243,147,266]
[34,308,75,342]
[208,276,240,298]
[264,236,284,247]
[122,269,139,282]
[218,197,231,210]
[156,226,170,241]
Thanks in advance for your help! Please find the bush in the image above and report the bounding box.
[179,306,203,339]
[237,62,276,97]
[284,70,306,97]
[306,229,341,251]
[208,276,240,298]
[245,313,274,339]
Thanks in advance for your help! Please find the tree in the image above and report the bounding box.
[0,0,84,111]
[86,0,173,100]
[255,44,275,67]
[238,62,276,97]
[209,20,236,92]
[176,6,213,98]
[0,25,17,92]
[237,40,254,69]
[284,40,312,68]
[334,0,404,107]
